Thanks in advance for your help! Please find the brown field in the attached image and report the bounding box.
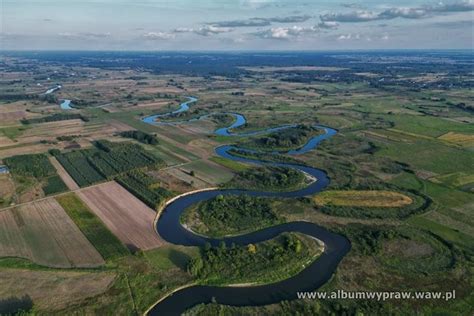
[148,169,193,193]
[0,135,16,147]
[0,198,104,267]
[0,119,133,158]
[0,143,56,159]
[0,110,27,124]
[314,190,413,208]
[164,168,209,189]
[49,156,80,190]
[77,181,164,250]
[0,269,115,311]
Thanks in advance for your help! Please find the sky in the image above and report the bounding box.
[1,0,473,50]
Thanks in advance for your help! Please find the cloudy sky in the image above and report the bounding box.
[1,0,473,50]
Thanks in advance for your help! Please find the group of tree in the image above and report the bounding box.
[245,125,321,150]
[187,233,310,284]
[118,130,159,145]
[193,194,281,236]
[229,166,305,191]
[21,113,88,125]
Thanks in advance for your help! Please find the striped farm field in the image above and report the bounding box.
[314,190,413,208]
[77,181,164,251]
[0,198,104,268]
[438,132,474,148]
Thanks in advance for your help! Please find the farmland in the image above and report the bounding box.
[76,181,164,251]
[314,190,413,208]
[0,50,472,315]
[54,140,163,187]
[3,153,68,201]
[56,193,129,260]
[0,198,104,268]
[0,269,115,313]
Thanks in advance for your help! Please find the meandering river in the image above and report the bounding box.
[142,97,351,315]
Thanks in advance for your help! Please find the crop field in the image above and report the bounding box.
[0,51,472,315]
[0,119,132,158]
[177,159,234,185]
[0,269,115,312]
[76,181,164,251]
[0,198,104,267]
[3,153,68,201]
[48,156,79,190]
[438,132,474,148]
[314,190,413,208]
[117,170,171,209]
[56,194,129,260]
[55,140,163,187]
[0,174,15,208]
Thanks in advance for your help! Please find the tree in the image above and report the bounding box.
[247,243,257,254]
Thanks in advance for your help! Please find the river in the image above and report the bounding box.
[142,97,350,315]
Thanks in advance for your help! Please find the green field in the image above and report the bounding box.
[56,193,129,260]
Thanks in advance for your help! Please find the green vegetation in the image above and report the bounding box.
[209,156,249,172]
[0,126,29,140]
[56,194,129,260]
[55,140,163,187]
[182,195,282,237]
[42,175,68,195]
[187,233,321,285]
[117,170,171,210]
[226,166,306,191]
[21,113,88,125]
[317,190,428,219]
[4,154,55,178]
[379,228,454,274]
[55,150,105,186]
[4,153,68,195]
[118,130,159,145]
[239,125,323,151]
[228,148,298,164]
[57,246,198,315]
[185,300,393,316]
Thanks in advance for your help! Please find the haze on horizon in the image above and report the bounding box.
[1,0,473,51]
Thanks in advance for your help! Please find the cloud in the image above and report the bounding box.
[321,1,474,23]
[211,18,270,28]
[209,15,311,28]
[378,7,427,19]
[317,21,339,29]
[341,3,364,9]
[336,33,389,41]
[254,25,318,39]
[240,0,275,9]
[337,33,361,40]
[174,25,233,36]
[143,31,175,40]
[195,25,233,36]
[431,0,474,12]
[321,10,379,22]
[268,15,312,23]
[58,32,111,39]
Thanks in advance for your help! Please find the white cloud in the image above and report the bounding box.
[240,0,275,9]
[337,33,361,40]
[321,1,474,23]
[255,25,318,39]
[317,21,339,29]
[143,31,175,40]
[173,25,233,36]
[58,32,111,39]
[195,25,233,36]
